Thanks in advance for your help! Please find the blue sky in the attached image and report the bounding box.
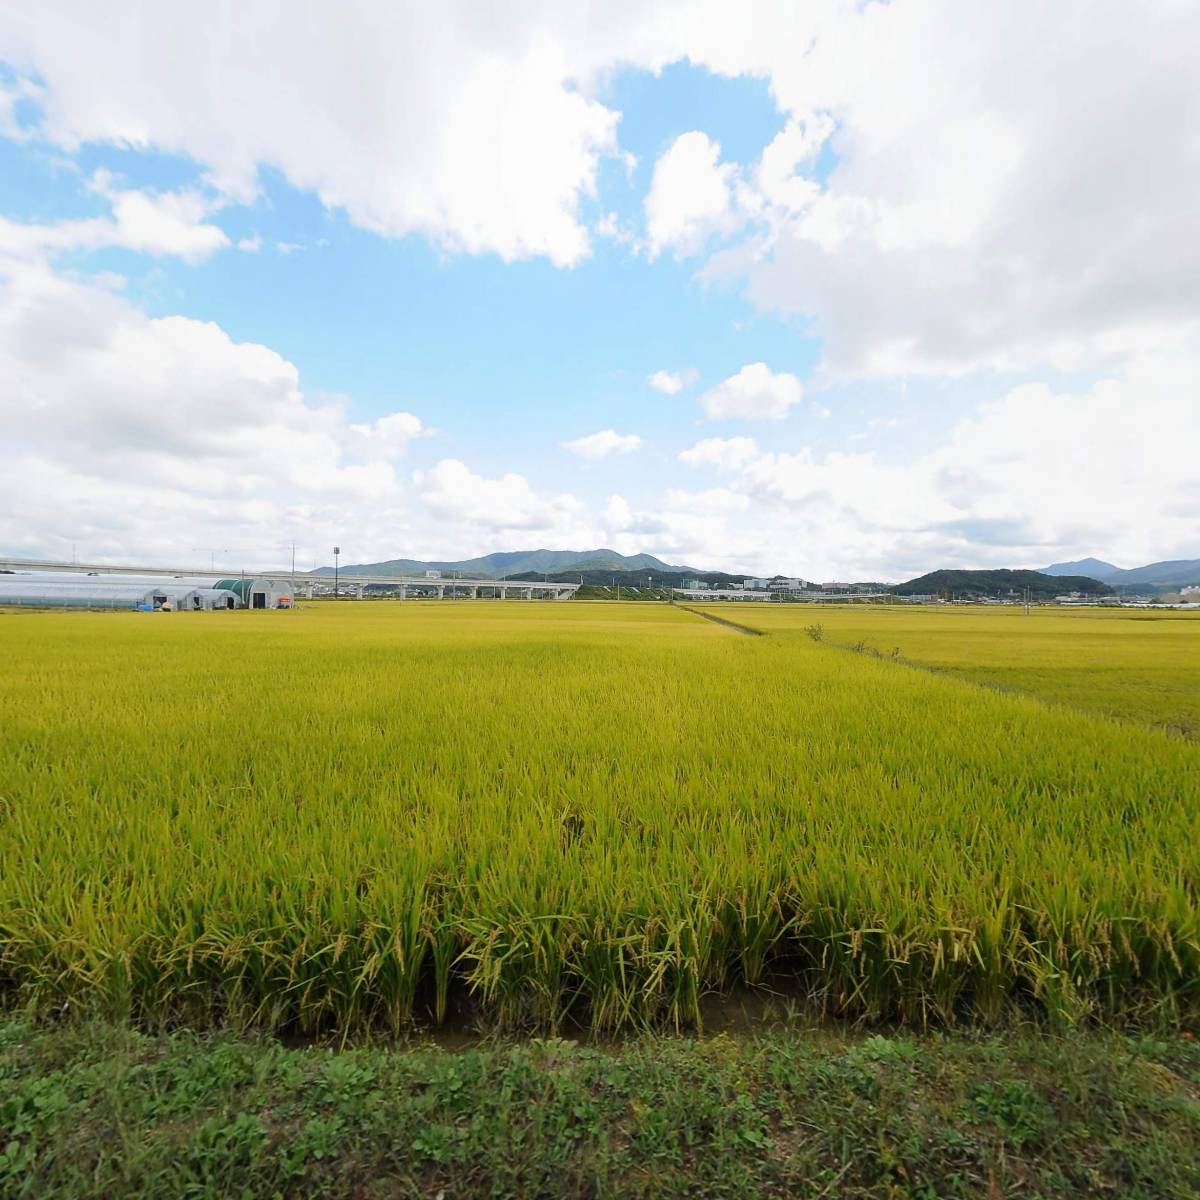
[1,3,1197,577]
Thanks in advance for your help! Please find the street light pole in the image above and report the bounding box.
[334,546,340,599]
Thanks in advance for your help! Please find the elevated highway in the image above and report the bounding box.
[0,557,579,600]
[671,587,891,603]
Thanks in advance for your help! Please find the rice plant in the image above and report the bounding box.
[0,601,1195,1033]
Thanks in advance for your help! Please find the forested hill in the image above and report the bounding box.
[893,569,1113,599]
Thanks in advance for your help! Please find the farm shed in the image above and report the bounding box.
[179,587,240,611]
[211,578,294,609]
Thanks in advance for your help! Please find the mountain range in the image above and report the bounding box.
[1041,558,1200,588]
[312,548,698,578]
[310,548,1199,591]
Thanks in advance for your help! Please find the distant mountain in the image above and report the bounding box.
[1041,557,1200,589]
[895,568,1113,600]
[1040,557,1121,581]
[312,548,700,578]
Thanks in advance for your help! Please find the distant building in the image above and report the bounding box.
[1055,592,1119,606]
[424,569,442,579]
[742,577,771,590]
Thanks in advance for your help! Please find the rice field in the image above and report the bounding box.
[721,603,1200,736]
[0,600,1196,1034]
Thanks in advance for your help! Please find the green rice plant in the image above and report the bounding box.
[0,600,1196,1033]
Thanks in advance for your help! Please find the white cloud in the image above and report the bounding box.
[677,354,1200,578]
[3,2,1198,579]
[562,428,642,459]
[698,362,803,420]
[0,170,228,262]
[420,459,584,532]
[700,0,1200,378]
[0,257,547,567]
[648,367,698,395]
[236,234,261,252]
[663,487,750,514]
[3,0,1196,368]
[644,131,739,259]
[0,4,623,267]
[678,436,759,471]
[601,492,732,565]
[348,411,427,462]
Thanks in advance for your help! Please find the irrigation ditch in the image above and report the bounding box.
[672,602,765,636]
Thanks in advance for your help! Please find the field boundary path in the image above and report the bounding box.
[673,602,765,636]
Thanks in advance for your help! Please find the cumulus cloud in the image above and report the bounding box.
[647,367,698,395]
[698,363,803,420]
[0,170,228,262]
[3,1,1197,577]
[677,354,1200,577]
[702,0,1200,378]
[420,459,584,531]
[0,258,567,566]
[644,131,740,259]
[5,1,1194,373]
[0,4,623,267]
[348,412,427,462]
[561,428,642,459]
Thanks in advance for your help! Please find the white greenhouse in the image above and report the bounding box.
[0,572,290,611]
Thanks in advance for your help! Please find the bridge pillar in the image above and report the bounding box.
[305,583,315,599]
[470,586,478,599]
[355,584,364,600]
[499,586,507,599]
[436,584,445,600]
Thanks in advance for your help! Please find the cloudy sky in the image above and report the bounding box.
[1,1,1197,579]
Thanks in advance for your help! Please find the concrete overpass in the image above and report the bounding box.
[0,557,579,601]
[672,587,891,603]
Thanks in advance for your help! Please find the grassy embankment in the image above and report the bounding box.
[2,1018,1198,1198]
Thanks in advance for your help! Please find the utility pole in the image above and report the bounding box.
[334,546,340,599]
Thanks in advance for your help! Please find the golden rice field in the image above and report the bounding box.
[0,600,1196,1034]
[722,602,1200,737]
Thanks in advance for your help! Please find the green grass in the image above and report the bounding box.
[1,1017,1198,1198]
[0,601,1197,1034]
